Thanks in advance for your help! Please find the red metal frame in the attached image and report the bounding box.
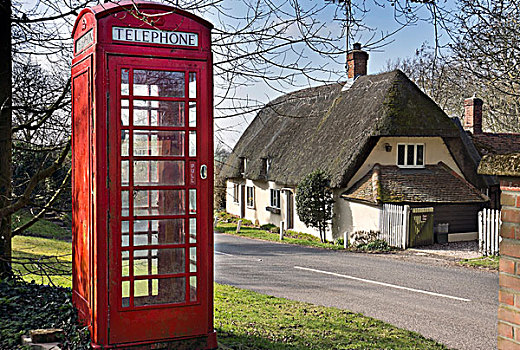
[71,2,215,348]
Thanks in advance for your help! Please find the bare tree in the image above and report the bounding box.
[0,0,447,276]
[449,0,520,132]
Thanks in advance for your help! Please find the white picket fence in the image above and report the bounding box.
[478,208,501,256]
[379,204,410,249]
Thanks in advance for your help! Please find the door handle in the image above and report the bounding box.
[200,164,207,179]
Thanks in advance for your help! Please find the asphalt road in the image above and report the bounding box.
[214,233,499,350]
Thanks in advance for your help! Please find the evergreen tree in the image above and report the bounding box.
[295,170,334,243]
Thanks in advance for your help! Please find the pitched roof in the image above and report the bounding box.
[221,70,461,187]
[470,132,520,156]
[343,163,488,204]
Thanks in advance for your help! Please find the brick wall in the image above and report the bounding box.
[498,177,520,349]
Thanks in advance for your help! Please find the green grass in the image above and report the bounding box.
[216,223,344,250]
[459,255,499,270]
[12,212,71,240]
[215,284,447,349]
[10,236,448,349]
[12,235,72,287]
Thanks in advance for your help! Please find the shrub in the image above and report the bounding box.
[270,226,280,234]
[358,239,390,252]
[0,276,91,349]
[260,224,276,231]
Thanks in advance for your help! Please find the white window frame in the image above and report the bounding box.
[232,183,239,203]
[396,143,425,168]
[246,186,255,208]
[270,189,281,209]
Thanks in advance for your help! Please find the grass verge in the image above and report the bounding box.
[8,236,447,349]
[216,223,344,250]
[215,283,447,349]
[458,255,499,270]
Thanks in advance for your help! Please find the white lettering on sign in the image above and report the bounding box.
[75,29,94,53]
[112,26,198,47]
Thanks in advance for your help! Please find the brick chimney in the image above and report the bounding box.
[347,43,368,79]
[464,97,483,134]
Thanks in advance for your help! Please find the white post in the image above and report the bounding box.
[280,221,285,240]
[486,209,491,256]
[478,210,483,255]
[344,230,347,249]
[236,219,242,233]
[403,205,410,249]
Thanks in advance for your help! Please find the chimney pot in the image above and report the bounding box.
[463,97,483,134]
[347,43,369,79]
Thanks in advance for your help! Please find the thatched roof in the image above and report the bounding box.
[221,70,461,188]
[479,153,520,176]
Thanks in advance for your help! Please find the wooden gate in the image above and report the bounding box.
[408,207,434,247]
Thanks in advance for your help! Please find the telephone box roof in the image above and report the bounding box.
[72,1,213,37]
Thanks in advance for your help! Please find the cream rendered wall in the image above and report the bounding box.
[334,198,381,236]
[226,180,242,217]
[347,136,464,188]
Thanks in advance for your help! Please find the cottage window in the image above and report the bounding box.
[246,186,255,208]
[397,143,425,168]
[270,189,281,209]
[232,183,239,203]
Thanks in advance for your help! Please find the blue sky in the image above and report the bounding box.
[213,1,445,150]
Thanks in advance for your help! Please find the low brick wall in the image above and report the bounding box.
[479,154,520,349]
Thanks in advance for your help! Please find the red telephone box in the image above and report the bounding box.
[71,2,215,348]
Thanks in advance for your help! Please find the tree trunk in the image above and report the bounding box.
[0,0,12,277]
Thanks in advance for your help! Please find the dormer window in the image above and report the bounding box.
[239,157,247,175]
[397,143,424,168]
[261,157,270,177]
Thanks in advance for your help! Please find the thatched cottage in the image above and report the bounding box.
[220,45,511,243]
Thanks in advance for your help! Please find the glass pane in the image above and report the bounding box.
[134,189,185,216]
[134,277,185,306]
[122,251,129,277]
[190,247,197,272]
[189,276,197,302]
[121,221,129,247]
[121,160,129,186]
[189,131,196,157]
[121,191,129,216]
[416,145,424,165]
[134,100,185,127]
[189,218,196,243]
[121,69,129,95]
[134,249,158,276]
[134,70,185,97]
[121,130,129,156]
[122,281,130,307]
[189,189,196,214]
[135,279,158,298]
[407,144,415,166]
[133,160,184,186]
[121,99,129,126]
[397,145,405,165]
[134,219,185,246]
[189,102,196,127]
[133,130,185,156]
[134,248,185,276]
[189,72,196,98]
